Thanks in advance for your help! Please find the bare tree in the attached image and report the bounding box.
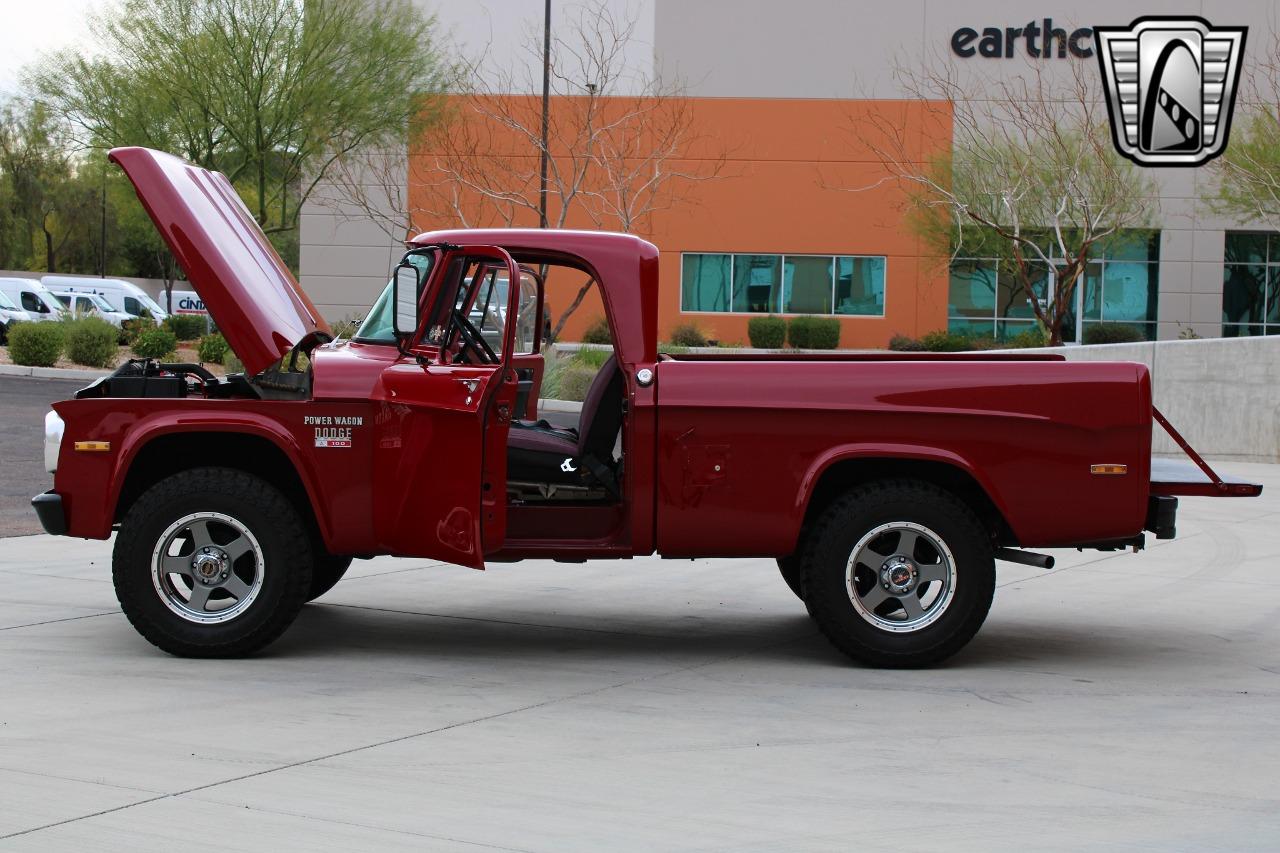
[326,0,724,339]
[847,55,1155,345]
[1213,30,1280,230]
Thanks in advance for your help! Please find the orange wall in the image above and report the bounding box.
[408,96,952,347]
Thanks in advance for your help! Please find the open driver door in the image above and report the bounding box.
[373,245,523,568]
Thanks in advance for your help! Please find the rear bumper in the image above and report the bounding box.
[31,491,67,536]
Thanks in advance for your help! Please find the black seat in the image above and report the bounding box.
[508,355,623,493]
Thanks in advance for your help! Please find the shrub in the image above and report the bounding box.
[197,333,229,364]
[788,316,840,349]
[918,330,973,352]
[668,321,708,347]
[63,317,119,368]
[747,315,786,348]
[888,333,926,352]
[222,349,244,374]
[8,321,64,367]
[328,316,363,339]
[163,314,207,341]
[1003,326,1049,348]
[572,347,612,369]
[580,316,612,345]
[1083,323,1146,345]
[132,327,178,360]
[121,316,157,345]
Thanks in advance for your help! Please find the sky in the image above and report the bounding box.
[0,0,99,97]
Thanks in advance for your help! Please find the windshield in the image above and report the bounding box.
[86,294,116,312]
[0,289,16,310]
[137,292,167,317]
[355,251,436,343]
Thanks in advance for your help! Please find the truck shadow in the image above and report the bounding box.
[278,604,1168,671]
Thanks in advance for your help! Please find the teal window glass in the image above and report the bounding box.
[834,256,885,316]
[681,254,731,313]
[1222,232,1280,335]
[732,255,782,313]
[783,256,833,314]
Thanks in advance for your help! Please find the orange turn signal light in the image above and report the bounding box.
[73,441,111,452]
[1090,463,1128,476]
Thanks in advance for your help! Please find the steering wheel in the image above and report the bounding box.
[451,309,499,364]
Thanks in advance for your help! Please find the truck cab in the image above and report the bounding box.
[32,147,1263,666]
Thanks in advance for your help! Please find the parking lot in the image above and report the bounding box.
[1,461,1279,850]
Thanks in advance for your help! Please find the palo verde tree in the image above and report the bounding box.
[857,57,1154,345]
[326,0,723,340]
[1213,32,1280,229]
[27,0,454,267]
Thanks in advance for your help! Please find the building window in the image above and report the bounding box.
[1223,232,1280,337]
[680,252,886,316]
[947,230,1159,341]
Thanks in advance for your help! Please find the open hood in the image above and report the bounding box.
[109,147,330,376]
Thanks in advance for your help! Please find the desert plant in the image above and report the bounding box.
[1003,326,1049,348]
[788,316,841,349]
[1178,326,1202,340]
[557,365,598,401]
[668,321,708,347]
[197,333,229,364]
[580,316,612,345]
[63,317,119,368]
[1083,323,1146,345]
[163,314,207,341]
[747,315,786,349]
[572,347,612,369]
[132,326,178,360]
[222,349,244,374]
[8,321,64,367]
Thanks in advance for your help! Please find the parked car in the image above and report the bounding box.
[50,291,135,327]
[0,287,31,344]
[43,275,170,321]
[0,277,67,322]
[33,147,1266,666]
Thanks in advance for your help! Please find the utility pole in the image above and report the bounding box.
[539,0,551,228]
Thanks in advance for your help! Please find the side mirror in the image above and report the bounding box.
[392,263,419,337]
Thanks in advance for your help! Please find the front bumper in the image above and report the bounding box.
[31,491,67,536]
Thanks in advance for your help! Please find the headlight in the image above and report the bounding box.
[44,410,64,474]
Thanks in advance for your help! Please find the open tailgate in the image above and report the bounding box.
[1149,407,1263,498]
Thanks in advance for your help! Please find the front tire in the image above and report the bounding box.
[112,467,313,657]
[801,479,995,668]
[307,554,352,602]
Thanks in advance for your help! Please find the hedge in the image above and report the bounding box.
[132,327,178,360]
[788,316,840,349]
[1083,323,1146,345]
[121,317,157,345]
[163,314,207,341]
[63,317,119,368]
[8,322,63,367]
[197,332,229,364]
[747,315,786,349]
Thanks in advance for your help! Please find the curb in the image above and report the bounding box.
[539,398,583,413]
[0,364,108,381]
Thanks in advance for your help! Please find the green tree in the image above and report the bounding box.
[28,0,454,266]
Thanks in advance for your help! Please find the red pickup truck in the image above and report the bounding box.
[32,147,1263,666]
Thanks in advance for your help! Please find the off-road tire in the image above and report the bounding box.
[777,555,805,600]
[801,479,995,668]
[307,554,353,602]
[113,467,313,657]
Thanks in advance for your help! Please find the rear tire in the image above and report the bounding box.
[801,479,995,668]
[112,467,312,657]
[307,554,352,602]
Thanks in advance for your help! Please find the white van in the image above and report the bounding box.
[0,287,31,344]
[168,289,208,316]
[0,277,67,323]
[42,275,170,321]
[49,291,134,328]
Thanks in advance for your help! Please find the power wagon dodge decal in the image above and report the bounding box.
[304,415,363,448]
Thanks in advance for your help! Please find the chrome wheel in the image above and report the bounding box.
[845,521,957,633]
[150,511,264,624]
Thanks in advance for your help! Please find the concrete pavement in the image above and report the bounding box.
[0,376,80,536]
[1,463,1279,850]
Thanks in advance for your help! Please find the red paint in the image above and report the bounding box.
[44,152,1261,570]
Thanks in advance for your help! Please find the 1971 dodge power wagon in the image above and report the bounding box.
[32,147,1263,666]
